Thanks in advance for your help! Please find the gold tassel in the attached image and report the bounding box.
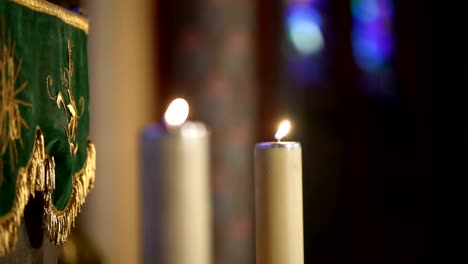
[0,129,96,255]
[43,141,96,244]
[0,128,46,255]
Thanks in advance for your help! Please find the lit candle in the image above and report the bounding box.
[141,98,212,264]
[254,120,303,264]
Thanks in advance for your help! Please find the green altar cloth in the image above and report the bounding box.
[0,0,95,255]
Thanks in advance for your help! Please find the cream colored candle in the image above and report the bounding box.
[254,120,303,264]
[142,99,212,264]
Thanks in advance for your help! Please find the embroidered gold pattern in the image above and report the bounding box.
[11,0,88,34]
[0,25,31,185]
[47,39,85,157]
[0,7,94,255]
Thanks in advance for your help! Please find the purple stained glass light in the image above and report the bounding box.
[351,0,394,73]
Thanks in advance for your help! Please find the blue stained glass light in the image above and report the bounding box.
[351,0,393,73]
[286,4,324,56]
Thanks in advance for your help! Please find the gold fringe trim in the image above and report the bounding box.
[11,0,89,34]
[0,129,96,255]
[0,129,46,255]
[43,141,95,244]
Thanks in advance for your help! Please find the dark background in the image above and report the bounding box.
[156,0,468,263]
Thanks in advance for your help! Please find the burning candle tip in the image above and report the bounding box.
[274,120,291,141]
[164,98,189,127]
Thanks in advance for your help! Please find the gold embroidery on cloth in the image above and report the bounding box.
[47,39,85,157]
[0,128,47,255]
[0,24,31,186]
[0,13,94,255]
[11,0,88,34]
[43,141,95,244]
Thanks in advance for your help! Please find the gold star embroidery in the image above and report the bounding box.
[0,26,31,185]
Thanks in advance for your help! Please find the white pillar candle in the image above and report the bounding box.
[142,98,212,264]
[254,120,304,264]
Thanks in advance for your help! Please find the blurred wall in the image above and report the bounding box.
[80,0,157,263]
[156,1,256,263]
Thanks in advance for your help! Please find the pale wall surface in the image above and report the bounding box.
[80,0,157,263]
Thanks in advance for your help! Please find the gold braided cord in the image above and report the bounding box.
[43,141,95,244]
[0,129,96,255]
[0,128,46,255]
[10,0,88,34]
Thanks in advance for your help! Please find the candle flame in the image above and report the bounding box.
[164,98,189,127]
[274,120,291,141]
